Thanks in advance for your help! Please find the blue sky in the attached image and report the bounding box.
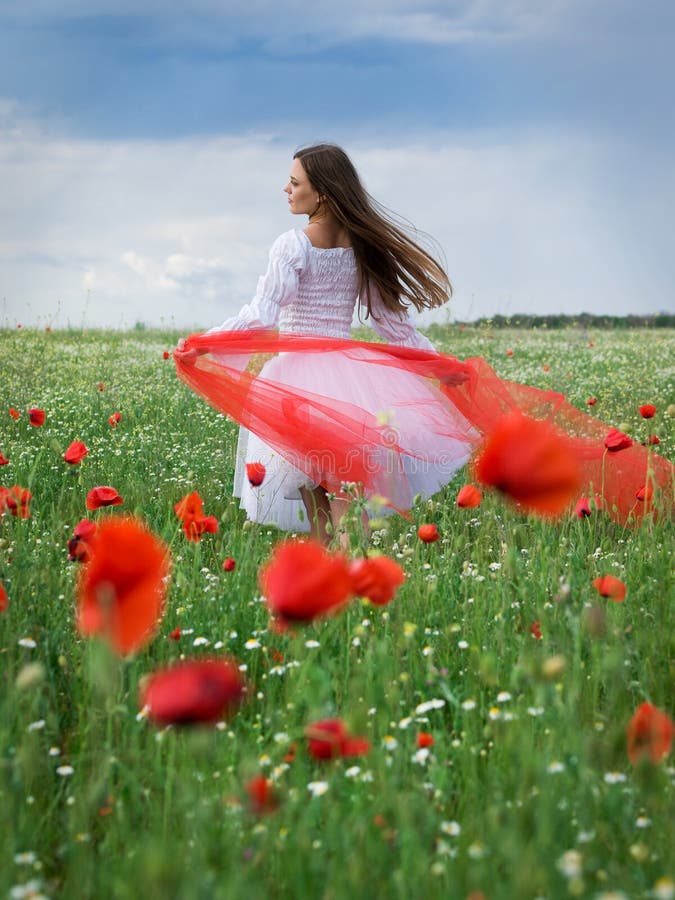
[1,0,673,328]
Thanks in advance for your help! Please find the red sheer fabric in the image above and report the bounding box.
[175,330,673,524]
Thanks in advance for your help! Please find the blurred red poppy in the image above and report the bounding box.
[174,491,219,541]
[245,776,280,815]
[530,621,543,640]
[222,557,236,572]
[169,627,181,641]
[0,485,32,519]
[9,408,20,420]
[604,428,632,452]
[644,434,660,446]
[456,485,482,508]
[246,462,266,486]
[505,349,513,357]
[348,555,405,606]
[416,732,434,748]
[592,575,626,603]
[67,518,97,562]
[417,523,440,543]
[586,398,597,407]
[0,581,7,613]
[626,702,674,765]
[0,452,9,465]
[28,408,45,427]
[162,350,170,360]
[639,404,656,419]
[108,412,121,427]
[474,412,581,517]
[259,539,353,624]
[86,486,123,510]
[63,440,89,465]
[77,516,170,655]
[141,658,245,725]
[306,718,371,760]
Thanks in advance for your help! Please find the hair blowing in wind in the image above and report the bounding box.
[294,144,451,316]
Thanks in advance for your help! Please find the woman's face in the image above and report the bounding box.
[283,158,319,216]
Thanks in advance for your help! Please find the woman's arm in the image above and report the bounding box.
[207,230,305,333]
[364,283,436,351]
[175,231,305,360]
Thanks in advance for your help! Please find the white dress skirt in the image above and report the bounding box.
[199,228,480,531]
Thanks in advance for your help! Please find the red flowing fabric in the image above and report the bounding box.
[175,330,673,525]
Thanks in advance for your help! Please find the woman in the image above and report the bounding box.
[175,144,671,541]
[176,143,478,543]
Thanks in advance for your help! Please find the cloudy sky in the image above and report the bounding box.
[1,0,673,329]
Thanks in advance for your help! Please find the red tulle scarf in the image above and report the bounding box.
[175,329,673,525]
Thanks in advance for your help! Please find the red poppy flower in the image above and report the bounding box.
[644,434,660,446]
[505,349,514,357]
[592,575,626,603]
[530,621,543,640]
[604,428,632,452]
[456,485,482,508]
[245,776,280,815]
[416,732,435,748]
[67,518,97,562]
[9,408,20,420]
[305,719,371,760]
[0,452,9,465]
[86,486,123,510]
[108,412,121,427]
[169,626,182,641]
[97,382,105,392]
[626,703,674,765]
[639,404,656,419]
[246,462,266,486]
[635,483,654,503]
[259,539,353,624]
[77,516,170,655]
[0,485,32,518]
[174,491,218,542]
[574,495,603,518]
[63,440,89,465]
[586,398,597,407]
[417,523,440,543]
[28,408,45,427]
[222,557,236,572]
[162,350,170,360]
[348,555,405,606]
[0,581,7,613]
[140,658,245,725]
[474,412,581,517]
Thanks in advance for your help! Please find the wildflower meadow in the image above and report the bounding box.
[1,324,673,900]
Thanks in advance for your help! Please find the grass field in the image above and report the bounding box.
[1,325,673,900]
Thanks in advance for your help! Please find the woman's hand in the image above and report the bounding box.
[174,337,200,365]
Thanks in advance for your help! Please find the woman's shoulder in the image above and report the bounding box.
[268,229,307,269]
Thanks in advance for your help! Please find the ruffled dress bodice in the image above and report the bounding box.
[209,229,434,350]
[278,232,357,338]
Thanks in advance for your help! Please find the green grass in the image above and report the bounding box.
[1,326,673,900]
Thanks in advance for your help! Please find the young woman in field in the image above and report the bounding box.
[175,144,671,542]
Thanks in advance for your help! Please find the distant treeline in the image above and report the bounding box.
[462,313,675,329]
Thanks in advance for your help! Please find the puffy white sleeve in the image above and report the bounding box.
[364,283,436,351]
[207,230,305,333]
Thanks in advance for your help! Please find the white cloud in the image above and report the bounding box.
[1,107,672,330]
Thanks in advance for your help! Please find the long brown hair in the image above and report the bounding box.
[294,143,451,317]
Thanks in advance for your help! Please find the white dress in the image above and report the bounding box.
[209,228,476,531]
